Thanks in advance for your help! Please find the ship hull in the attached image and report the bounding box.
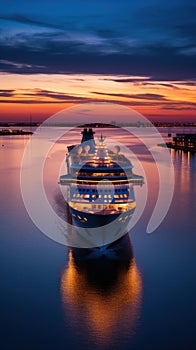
[69,206,135,245]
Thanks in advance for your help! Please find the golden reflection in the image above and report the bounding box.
[171,149,191,193]
[61,235,142,346]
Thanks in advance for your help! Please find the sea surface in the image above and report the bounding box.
[0,126,195,350]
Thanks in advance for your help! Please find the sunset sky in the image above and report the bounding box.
[0,0,195,122]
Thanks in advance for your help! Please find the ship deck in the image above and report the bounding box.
[59,174,144,185]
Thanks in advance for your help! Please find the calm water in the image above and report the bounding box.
[0,127,195,350]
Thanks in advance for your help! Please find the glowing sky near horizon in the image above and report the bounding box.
[0,0,195,122]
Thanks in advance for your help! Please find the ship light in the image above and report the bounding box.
[92,136,112,166]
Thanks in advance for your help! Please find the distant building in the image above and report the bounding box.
[167,134,196,152]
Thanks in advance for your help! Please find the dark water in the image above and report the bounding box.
[0,128,195,350]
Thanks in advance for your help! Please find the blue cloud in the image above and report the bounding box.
[0,0,195,80]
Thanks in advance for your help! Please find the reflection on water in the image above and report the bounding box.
[171,149,195,192]
[61,234,142,347]
[0,130,195,350]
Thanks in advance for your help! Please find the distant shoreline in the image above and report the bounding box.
[0,129,33,136]
[0,122,195,128]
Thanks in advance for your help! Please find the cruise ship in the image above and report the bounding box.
[59,128,144,239]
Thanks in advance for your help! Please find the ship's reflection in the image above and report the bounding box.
[61,234,142,346]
